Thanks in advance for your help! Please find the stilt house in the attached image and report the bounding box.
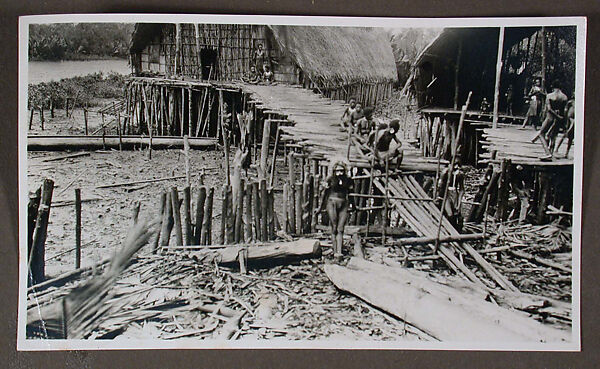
[129,23,397,106]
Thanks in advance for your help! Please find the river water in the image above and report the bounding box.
[28,59,131,84]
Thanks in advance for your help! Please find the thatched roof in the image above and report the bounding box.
[267,26,397,85]
[129,24,397,85]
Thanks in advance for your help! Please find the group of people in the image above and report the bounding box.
[523,78,574,159]
[340,97,404,169]
[242,43,275,84]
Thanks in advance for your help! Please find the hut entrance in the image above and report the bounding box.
[200,49,218,80]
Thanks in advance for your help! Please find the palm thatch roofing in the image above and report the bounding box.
[129,24,398,85]
[267,26,397,85]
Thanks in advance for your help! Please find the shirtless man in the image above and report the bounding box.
[367,119,404,168]
[356,106,377,136]
[532,80,568,157]
[341,97,357,128]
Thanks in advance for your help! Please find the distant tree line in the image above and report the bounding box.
[29,23,134,61]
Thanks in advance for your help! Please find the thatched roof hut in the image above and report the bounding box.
[411,26,576,113]
[130,23,397,105]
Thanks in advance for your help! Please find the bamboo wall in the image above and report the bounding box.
[135,24,394,106]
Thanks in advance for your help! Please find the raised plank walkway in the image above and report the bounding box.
[238,83,443,171]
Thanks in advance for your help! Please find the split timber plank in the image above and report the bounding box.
[28,136,217,151]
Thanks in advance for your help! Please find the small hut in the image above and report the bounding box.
[129,23,397,106]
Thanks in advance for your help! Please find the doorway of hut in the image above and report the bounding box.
[200,49,218,80]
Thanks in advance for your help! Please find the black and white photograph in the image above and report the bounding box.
[18,15,585,350]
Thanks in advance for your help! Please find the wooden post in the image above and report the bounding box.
[453,39,463,110]
[148,93,153,160]
[201,187,214,245]
[188,89,193,137]
[183,186,192,246]
[541,27,547,91]
[269,123,280,187]
[260,119,271,180]
[295,180,302,235]
[495,159,511,222]
[184,135,191,187]
[175,23,181,75]
[29,109,34,130]
[252,181,261,241]
[267,188,275,239]
[434,92,472,252]
[234,179,244,243]
[219,90,231,186]
[153,192,167,253]
[492,26,505,129]
[116,105,123,151]
[283,182,290,233]
[260,179,268,241]
[170,187,183,246]
[302,174,313,234]
[65,97,69,118]
[194,186,207,244]
[39,107,44,130]
[159,192,174,248]
[74,188,81,269]
[194,24,202,79]
[244,181,253,242]
[29,179,54,285]
[220,184,228,245]
[83,105,88,135]
[226,185,235,244]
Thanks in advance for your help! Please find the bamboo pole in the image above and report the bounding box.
[434,91,472,253]
[188,88,193,137]
[492,26,505,129]
[171,187,184,246]
[74,188,81,269]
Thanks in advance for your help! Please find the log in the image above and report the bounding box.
[159,192,174,248]
[215,239,321,264]
[96,175,187,189]
[42,152,90,162]
[260,119,271,179]
[510,250,572,273]
[27,136,217,151]
[170,187,184,246]
[325,258,569,342]
[194,186,207,244]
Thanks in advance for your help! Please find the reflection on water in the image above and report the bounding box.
[28,59,131,84]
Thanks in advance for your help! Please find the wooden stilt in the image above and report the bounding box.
[244,181,252,242]
[159,192,174,248]
[74,188,81,269]
[29,179,54,285]
[252,181,261,241]
[260,179,268,241]
[201,187,214,245]
[154,192,167,253]
[183,186,192,246]
[194,186,207,244]
[170,187,183,246]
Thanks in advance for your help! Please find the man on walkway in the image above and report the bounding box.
[532,80,568,158]
[367,119,404,169]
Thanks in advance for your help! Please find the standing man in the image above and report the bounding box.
[341,97,358,128]
[521,77,545,129]
[532,80,568,157]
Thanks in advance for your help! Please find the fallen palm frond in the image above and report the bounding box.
[27,217,160,339]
